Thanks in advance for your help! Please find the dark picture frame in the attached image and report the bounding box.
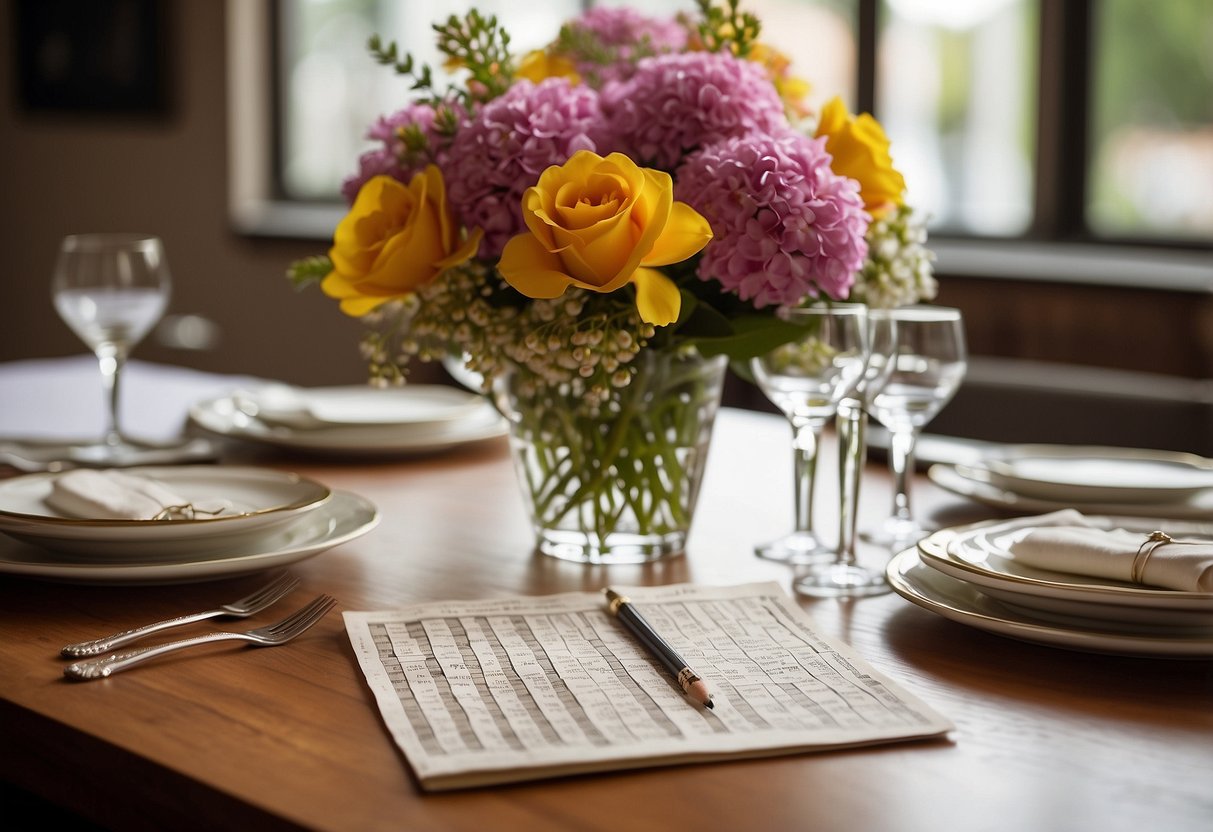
[13,0,171,116]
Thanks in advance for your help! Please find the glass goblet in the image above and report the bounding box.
[51,234,171,464]
[751,303,869,564]
[863,305,967,551]
[821,309,900,597]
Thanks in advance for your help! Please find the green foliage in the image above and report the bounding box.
[368,34,435,95]
[684,314,810,363]
[433,10,515,103]
[551,21,668,86]
[369,10,515,111]
[286,255,332,290]
[695,0,761,58]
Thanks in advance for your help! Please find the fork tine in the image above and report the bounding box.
[242,572,300,607]
[267,594,336,637]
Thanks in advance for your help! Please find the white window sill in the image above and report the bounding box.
[232,197,1213,294]
[930,239,1212,293]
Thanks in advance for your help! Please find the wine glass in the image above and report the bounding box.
[52,234,171,464]
[863,305,967,550]
[801,309,900,598]
[751,303,869,563]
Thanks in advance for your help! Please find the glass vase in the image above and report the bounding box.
[492,349,728,564]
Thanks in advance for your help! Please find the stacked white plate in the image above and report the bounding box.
[927,444,1213,520]
[0,466,378,584]
[887,513,1213,658]
[188,383,507,456]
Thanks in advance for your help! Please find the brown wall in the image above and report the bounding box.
[0,0,370,386]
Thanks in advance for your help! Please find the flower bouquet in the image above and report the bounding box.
[289,0,937,563]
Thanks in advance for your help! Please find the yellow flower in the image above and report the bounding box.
[516,50,581,85]
[814,96,906,218]
[498,150,712,326]
[322,169,482,316]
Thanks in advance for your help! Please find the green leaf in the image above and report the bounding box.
[683,314,810,362]
[674,295,732,338]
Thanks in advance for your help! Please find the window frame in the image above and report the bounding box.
[226,0,1213,287]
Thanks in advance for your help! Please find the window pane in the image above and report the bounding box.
[1088,0,1213,241]
[876,0,1037,235]
[278,0,856,202]
[279,0,579,200]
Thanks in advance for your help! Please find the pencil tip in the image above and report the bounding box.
[704,699,715,710]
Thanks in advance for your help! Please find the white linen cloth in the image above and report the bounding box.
[0,355,264,442]
[45,469,230,520]
[1008,510,1213,592]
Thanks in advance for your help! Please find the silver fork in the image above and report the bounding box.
[63,594,336,680]
[60,572,301,658]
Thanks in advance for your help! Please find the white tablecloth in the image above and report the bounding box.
[0,355,261,443]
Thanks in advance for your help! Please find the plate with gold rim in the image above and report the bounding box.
[887,547,1213,658]
[916,515,1213,627]
[0,490,378,583]
[0,466,332,557]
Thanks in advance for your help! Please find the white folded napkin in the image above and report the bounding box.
[234,384,482,430]
[1008,510,1213,592]
[45,469,231,521]
[234,384,323,429]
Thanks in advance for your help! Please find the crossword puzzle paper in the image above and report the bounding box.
[344,582,952,790]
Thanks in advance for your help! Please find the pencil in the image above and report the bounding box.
[604,588,714,709]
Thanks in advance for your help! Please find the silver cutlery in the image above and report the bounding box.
[63,594,336,680]
[60,572,301,658]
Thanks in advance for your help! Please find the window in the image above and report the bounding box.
[246,0,1213,251]
[1088,0,1213,241]
[877,0,1037,236]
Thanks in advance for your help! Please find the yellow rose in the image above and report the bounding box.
[322,168,482,316]
[516,50,581,85]
[498,151,712,326]
[814,96,907,218]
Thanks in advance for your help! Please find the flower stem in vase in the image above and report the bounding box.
[495,350,727,564]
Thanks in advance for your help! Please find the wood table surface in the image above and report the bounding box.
[1,406,1210,832]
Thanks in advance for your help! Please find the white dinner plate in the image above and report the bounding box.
[0,490,378,584]
[976,445,1213,504]
[233,384,484,429]
[887,547,1213,658]
[188,393,508,455]
[916,515,1213,628]
[927,462,1213,520]
[0,466,332,557]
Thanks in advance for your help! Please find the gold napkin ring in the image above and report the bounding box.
[1132,531,1173,584]
[152,504,227,522]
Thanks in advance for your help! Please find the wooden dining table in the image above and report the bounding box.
[0,359,1209,832]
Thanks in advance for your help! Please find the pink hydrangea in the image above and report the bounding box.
[566,8,688,85]
[443,78,606,258]
[340,104,444,205]
[601,51,789,170]
[675,132,870,307]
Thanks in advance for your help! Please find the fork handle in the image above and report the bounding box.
[61,610,223,657]
[64,631,252,680]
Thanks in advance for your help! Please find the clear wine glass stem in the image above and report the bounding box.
[791,418,825,534]
[836,401,866,568]
[97,347,125,447]
[889,427,918,523]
